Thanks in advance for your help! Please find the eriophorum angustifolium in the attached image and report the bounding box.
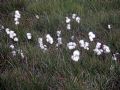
[14,10,21,25]
[0,0,120,90]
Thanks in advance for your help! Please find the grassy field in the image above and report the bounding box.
[0,0,120,90]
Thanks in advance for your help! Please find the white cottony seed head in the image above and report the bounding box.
[76,16,80,23]
[14,10,21,25]
[10,45,15,49]
[56,31,61,37]
[67,23,71,30]
[46,34,54,44]
[11,51,16,56]
[14,37,19,42]
[5,28,10,34]
[79,40,89,50]
[103,45,111,53]
[71,50,80,62]
[67,42,76,50]
[65,17,71,23]
[88,32,96,42]
[35,15,39,19]
[27,33,32,40]
[38,37,48,51]
[72,14,77,19]
[108,24,111,29]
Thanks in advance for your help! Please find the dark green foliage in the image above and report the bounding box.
[0,0,120,90]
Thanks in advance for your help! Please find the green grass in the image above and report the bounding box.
[0,0,120,90]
